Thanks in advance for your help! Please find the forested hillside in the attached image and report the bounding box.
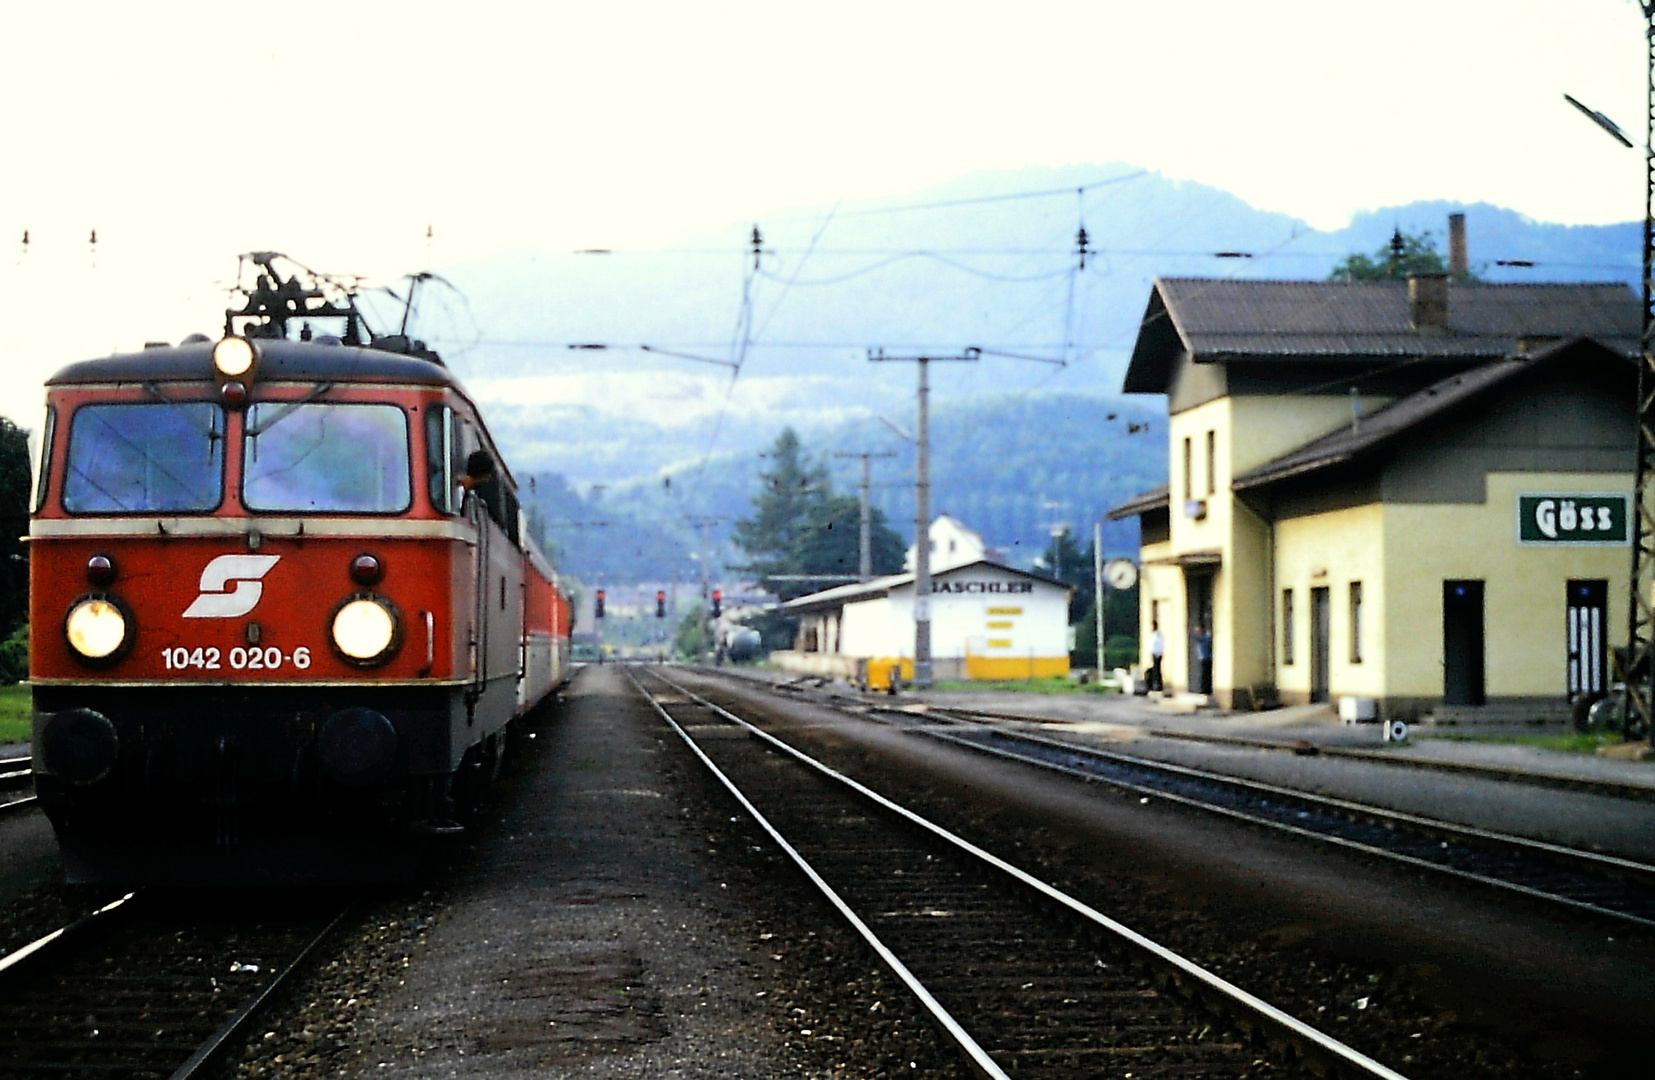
[522,391,1163,583]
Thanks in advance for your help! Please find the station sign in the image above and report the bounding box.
[930,579,1036,594]
[1517,493,1629,545]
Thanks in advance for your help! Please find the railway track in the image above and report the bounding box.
[837,699,1655,930]
[0,889,354,1079]
[0,756,33,816]
[630,665,1409,1080]
[711,671,1655,929]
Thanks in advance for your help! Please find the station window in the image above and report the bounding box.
[1182,437,1193,502]
[1205,430,1216,496]
[1281,588,1295,665]
[1349,581,1364,664]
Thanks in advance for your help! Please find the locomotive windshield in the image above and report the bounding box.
[63,402,224,514]
[243,403,410,513]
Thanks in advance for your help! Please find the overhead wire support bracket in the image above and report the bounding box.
[640,344,740,369]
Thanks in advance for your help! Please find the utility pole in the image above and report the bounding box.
[833,451,896,582]
[686,516,722,664]
[1634,10,1655,742]
[1093,521,1105,676]
[1572,10,1655,742]
[869,347,979,687]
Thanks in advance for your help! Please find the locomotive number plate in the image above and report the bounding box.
[161,646,313,671]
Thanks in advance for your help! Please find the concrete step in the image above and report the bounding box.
[1426,701,1572,726]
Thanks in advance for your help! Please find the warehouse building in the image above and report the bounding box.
[771,557,1071,689]
[1108,275,1639,720]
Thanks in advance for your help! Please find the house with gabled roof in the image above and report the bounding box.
[1108,273,1639,720]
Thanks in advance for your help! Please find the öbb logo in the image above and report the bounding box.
[182,555,281,619]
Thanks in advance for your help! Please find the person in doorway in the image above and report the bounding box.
[1193,623,1213,696]
[1148,622,1165,691]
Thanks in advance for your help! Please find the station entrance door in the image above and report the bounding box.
[1566,580,1608,699]
[1309,586,1331,703]
[1443,580,1486,706]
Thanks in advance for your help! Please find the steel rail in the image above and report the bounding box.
[640,666,1411,1080]
[624,667,1012,1080]
[167,899,359,1080]
[0,795,37,815]
[0,891,354,1079]
[902,710,1655,878]
[896,699,1655,804]
[733,666,1655,803]
[0,891,137,977]
[939,726,1655,928]
[718,672,1655,926]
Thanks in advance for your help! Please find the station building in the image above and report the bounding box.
[1108,276,1639,720]
[771,554,1071,689]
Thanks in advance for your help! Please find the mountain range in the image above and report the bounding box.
[416,163,1640,584]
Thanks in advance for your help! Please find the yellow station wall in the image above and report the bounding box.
[1273,502,1388,700]
[1156,392,1391,702]
[1382,472,1631,700]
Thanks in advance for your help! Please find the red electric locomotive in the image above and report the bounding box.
[28,255,571,885]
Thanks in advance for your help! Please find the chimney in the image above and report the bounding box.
[1448,212,1468,278]
[1409,274,1450,333]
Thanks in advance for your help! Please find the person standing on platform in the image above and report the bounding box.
[1193,623,1213,696]
[1148,622,1165,691]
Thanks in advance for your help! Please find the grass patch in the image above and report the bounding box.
[931,677,1119,695]
[0,684,30,745]
[1435,730,1626,755]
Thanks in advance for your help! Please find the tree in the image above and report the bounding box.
[1329,228,1474,283]
[1034,528,1092,623]
[674,603,708,659]
[793,494,906,583]
[1072,584,1140,670]
[732,429,828,599]
[734,428,904,602]
[0,418,30,641]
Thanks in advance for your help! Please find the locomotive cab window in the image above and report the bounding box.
[63,402,224,514]
[243,403,411,513]
[425,406,459,514]
[32,406,55,513]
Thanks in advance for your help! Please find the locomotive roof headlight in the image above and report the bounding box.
[212,335,256,378]
[330,595,401,666]
[65,596,132,664]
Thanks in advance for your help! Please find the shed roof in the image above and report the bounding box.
[1123,278,1638,393]
[1106,484,1169,521]
[781,559,1065,615]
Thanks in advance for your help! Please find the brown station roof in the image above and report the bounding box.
[1231,336,1633,492]
[1124,278,1639,394]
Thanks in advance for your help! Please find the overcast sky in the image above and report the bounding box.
[0,0,1647,426]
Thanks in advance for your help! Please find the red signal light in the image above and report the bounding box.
[656,590,666,618]
[711,590,722,618]
[595,589,606,619]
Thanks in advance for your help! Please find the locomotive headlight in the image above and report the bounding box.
[330,597,400,665]
[212,335,256,378]
[65,598,130,662]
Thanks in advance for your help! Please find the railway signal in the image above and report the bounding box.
[594,589,605,619]
[711,589,722,618]
[656,590,666,618]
